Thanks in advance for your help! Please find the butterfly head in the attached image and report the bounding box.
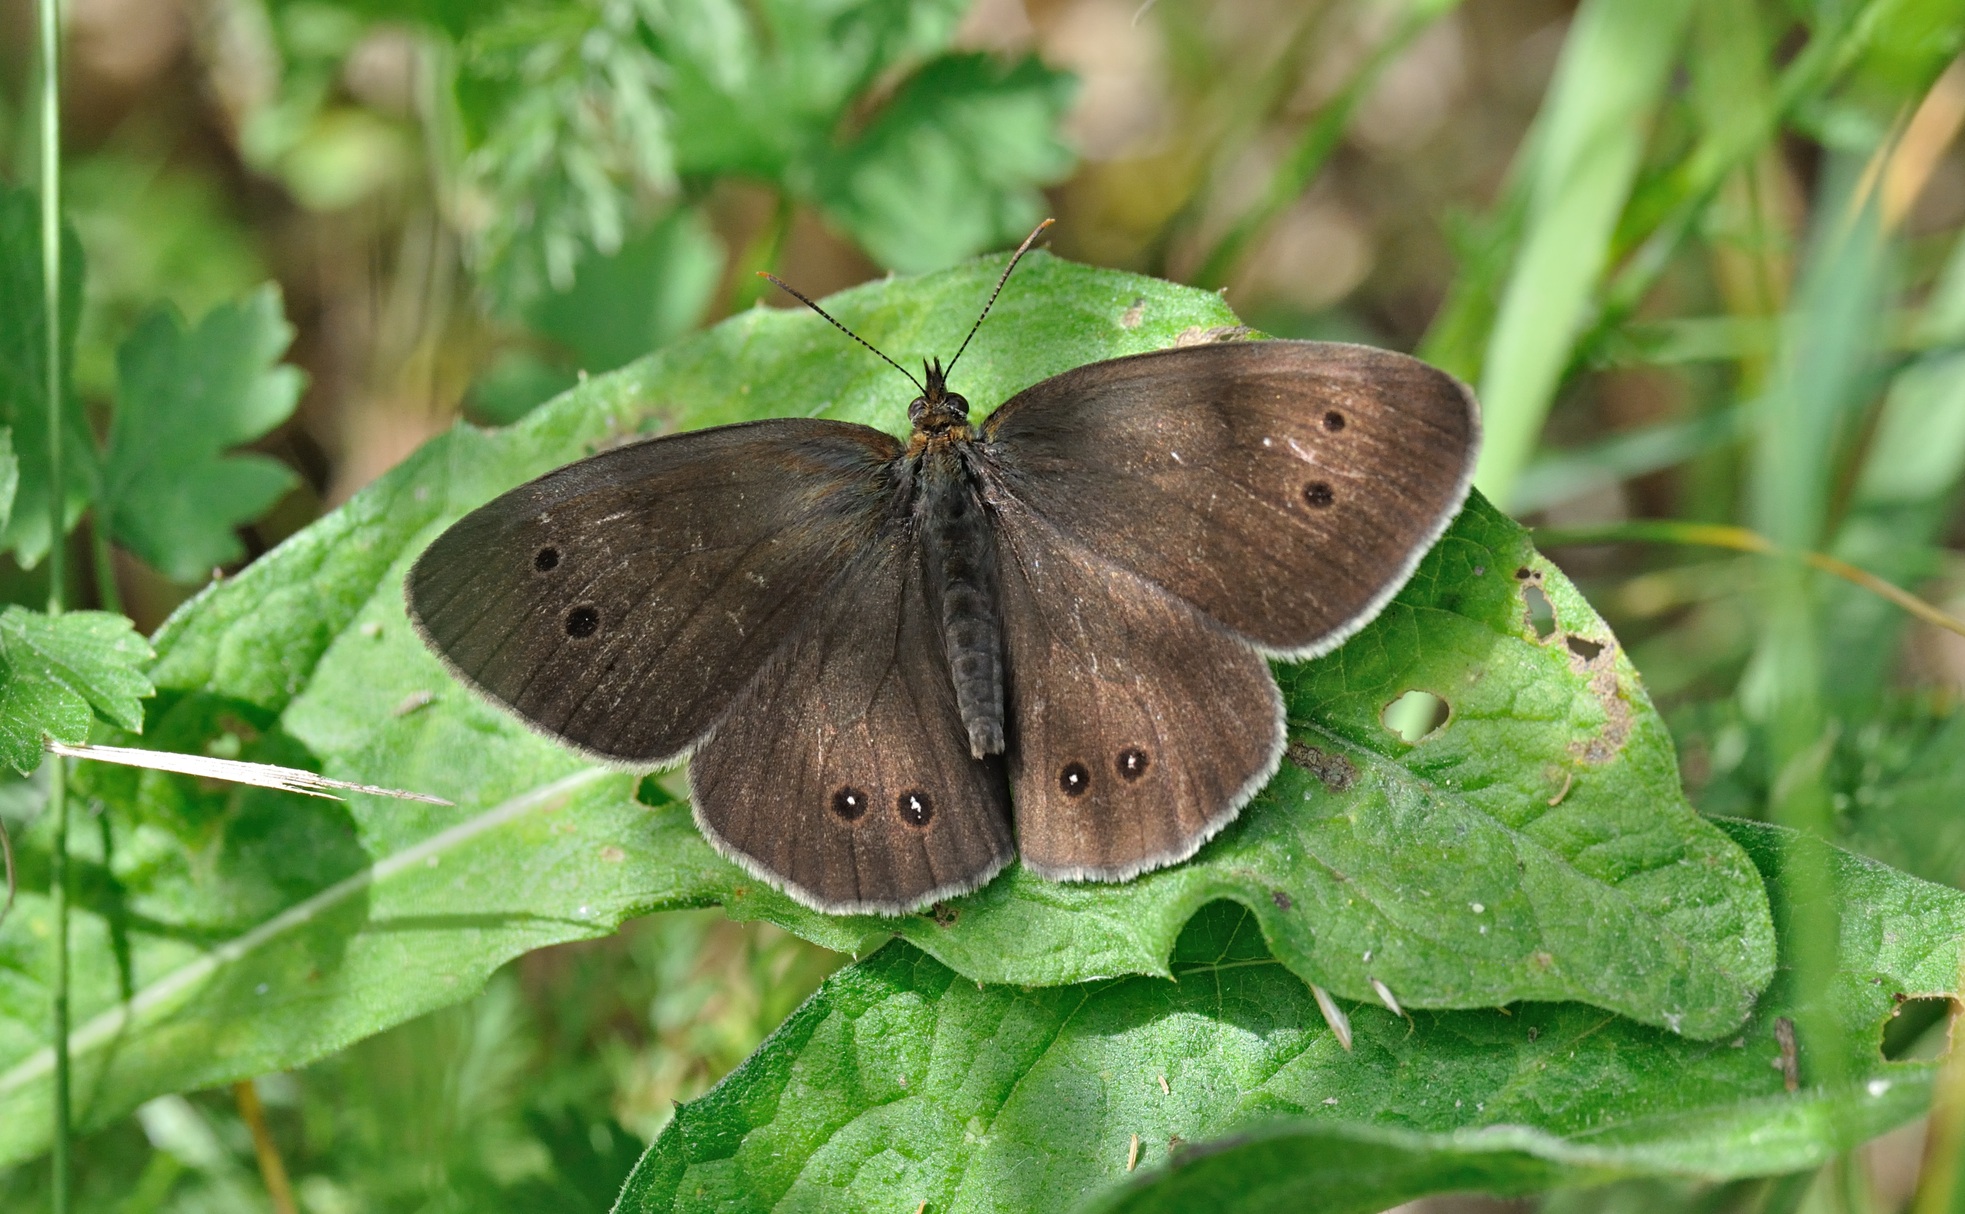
[909,357,972,434]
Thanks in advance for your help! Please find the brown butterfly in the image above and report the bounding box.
[406,226,1479,914]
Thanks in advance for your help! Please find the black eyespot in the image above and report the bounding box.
[1117,748,1150,781]
[1323,410,1346,432]
[1303,481,1335,508]
[898,790,933,826]
[534,547,560,572]
[831,787,868,821]
[1060,762,1090,797]
[565,605,600,638]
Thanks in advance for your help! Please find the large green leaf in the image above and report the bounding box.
[0,255,1768,1163]
[619,821,1958,1214]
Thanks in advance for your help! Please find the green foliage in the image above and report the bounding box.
[101,286,305,583]
[618,822,1954,1214]
[447,0,1074,302]
[0,257,1771,1165]
[470,206,726,424]
[456,0,679,303]
[4,0,1964,1205]
[0,608,151,773]
[63,153,271,404]
[811,52,1077,272]
[1470,0,1695,501]
[0,186,94,569]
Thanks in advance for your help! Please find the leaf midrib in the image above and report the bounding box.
[0,766,609,1097]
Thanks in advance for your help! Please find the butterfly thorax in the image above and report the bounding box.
[912,417,1006,760]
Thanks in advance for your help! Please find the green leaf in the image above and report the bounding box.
[101,286,304,583]
[617,821,1957,1214]
[651,0,1071,272]
[1469,0,1696,504]
[814,53,1077,273]
[525,206,725,376]
[0,608,153,774]
[655,0,968,179]
[0,184,97,568]
[0,255,1767,1162]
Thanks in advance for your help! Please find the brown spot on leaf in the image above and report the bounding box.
[1271,889,1294,911]
[1286,741,1358,790]
[1120,297,1146,329]
[1568,659,1635,765]
[1174,324,1256,347]
[930,901,960,928]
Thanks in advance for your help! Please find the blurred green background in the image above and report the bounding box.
[2,0,1963,1209]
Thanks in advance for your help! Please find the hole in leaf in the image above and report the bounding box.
[634,774,669,808]
[1566,635,1604,661]
[1882,996,1953,1060]
[1524,584,1556,639]
[1382,690,1450,743]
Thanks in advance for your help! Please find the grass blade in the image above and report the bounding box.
[1471,0,1696,505]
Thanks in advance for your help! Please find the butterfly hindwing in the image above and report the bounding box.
[987,491,1283,880]
[980,340,1478,656]
[405,419,902,764]
[688,522,1016,913]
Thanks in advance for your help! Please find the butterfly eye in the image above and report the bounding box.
[831,787,868,821]
[1322,410,1346,432]
[898,790,934,826]
[1059,762,1091,797]
[534,546,561,572]
[565,605,600,638]
[1303,481,1335,509]
[1117,748,1150,781]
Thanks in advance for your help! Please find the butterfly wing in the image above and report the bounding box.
[688,518,1015,913]
[979,340,1479,657]
[405,419,902,764]
[985,493,1282,880]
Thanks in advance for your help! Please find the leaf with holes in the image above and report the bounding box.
[619,821,1955,1214]
[0,254,1767,1163]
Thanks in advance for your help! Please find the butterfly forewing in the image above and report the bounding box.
[980,340,1478,657]
[689,523,1015,913]
[405,419,902,763]
[988,495,1283,880]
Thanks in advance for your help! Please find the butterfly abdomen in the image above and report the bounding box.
[916,443,1006,759]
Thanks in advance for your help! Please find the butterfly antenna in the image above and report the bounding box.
[944,218,1055,378]
[757,272,927,395]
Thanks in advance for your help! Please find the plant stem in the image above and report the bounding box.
[233,1080,298,1214]
[1530,520,1965,639]
[90,526,121,616]
[37,0,70,1207]
[728,191,794,314]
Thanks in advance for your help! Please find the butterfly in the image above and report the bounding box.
[405,225,1480,914]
